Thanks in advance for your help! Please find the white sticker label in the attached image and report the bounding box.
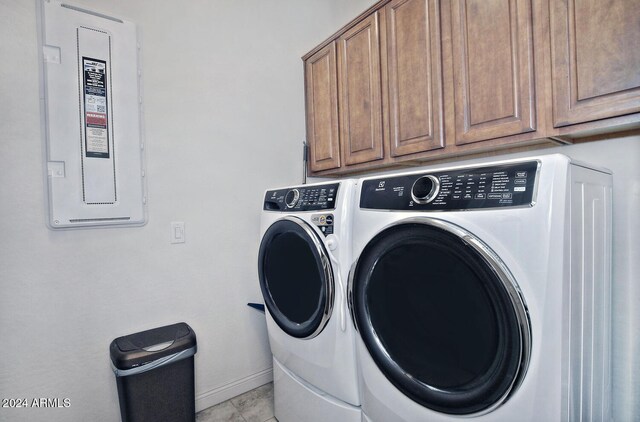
[514,186,526,192]
[83,58,109,158]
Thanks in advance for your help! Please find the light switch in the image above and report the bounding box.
[171,222,185,244]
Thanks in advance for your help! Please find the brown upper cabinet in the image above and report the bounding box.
[303,0,640,176]
[337,12,385,166]
[549,0,640,127]
[385,0,446,157]
[449,0,536,144]
[304,0,449,174]
[305,42,341,172]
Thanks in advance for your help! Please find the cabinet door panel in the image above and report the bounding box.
[305,43,340,172]
[338,13,384,166]
[550,0,640,127]
[386,0,445,157]
[451,0,536,144]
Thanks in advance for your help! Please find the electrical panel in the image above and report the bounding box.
[39,1,146,229]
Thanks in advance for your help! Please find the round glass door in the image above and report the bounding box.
[259,217,333,339]
[350,220,530,415]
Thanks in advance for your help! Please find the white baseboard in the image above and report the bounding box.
[195,367,274,412]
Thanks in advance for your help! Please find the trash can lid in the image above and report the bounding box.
[110,322,197,370]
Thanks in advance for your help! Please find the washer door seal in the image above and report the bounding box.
[350,220,530,415]
[259,217,334,339]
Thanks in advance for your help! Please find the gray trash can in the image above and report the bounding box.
[110,322,197,422]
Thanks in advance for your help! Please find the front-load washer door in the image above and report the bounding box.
[350,219,531,416]
[259,216,334,339]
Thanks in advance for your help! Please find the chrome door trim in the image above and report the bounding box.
[347,260,358,332]
[347,217,531,415]
[271,216,334,340]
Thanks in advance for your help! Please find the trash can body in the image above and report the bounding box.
[110,322,197,422]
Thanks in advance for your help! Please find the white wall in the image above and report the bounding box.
[0,1,374,421]
[2,0,638,421]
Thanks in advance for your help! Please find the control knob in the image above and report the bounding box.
[285,189,300,208]
[411,175,440,204]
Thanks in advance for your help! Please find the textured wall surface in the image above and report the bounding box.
[0,0,374,421]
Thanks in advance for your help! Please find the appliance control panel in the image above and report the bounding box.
[264,183,340,211]
[360,161,539,210]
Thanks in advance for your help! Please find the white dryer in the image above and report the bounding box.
[348,154,612,421]
[258,180,360,422]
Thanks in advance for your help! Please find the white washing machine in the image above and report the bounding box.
[258,180,360,422]
[348,154,612,421]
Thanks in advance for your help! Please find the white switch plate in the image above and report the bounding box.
[171,221,185,244]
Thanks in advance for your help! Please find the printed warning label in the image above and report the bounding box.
[83,57,109,158]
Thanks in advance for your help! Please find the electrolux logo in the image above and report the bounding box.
[375,180,386,192]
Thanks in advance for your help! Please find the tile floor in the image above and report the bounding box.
[197,383,276,422]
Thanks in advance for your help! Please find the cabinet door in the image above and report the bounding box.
[305,42,341,172]
[337,13,384,166]
[450,0,536,145]
[385,0,445,157]
[550,0,640,127]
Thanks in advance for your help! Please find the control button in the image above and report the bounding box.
[285,189,300,208]
[514,187,526,192]
[325,215,334,225]
[488,193,502,200]
[411,175,440,204]
[514,179,527,184]
[516,171,527,178]
[463,193,473,200]
[502,193,513,199]
[452,194,461,200]
[475,193,486,199]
